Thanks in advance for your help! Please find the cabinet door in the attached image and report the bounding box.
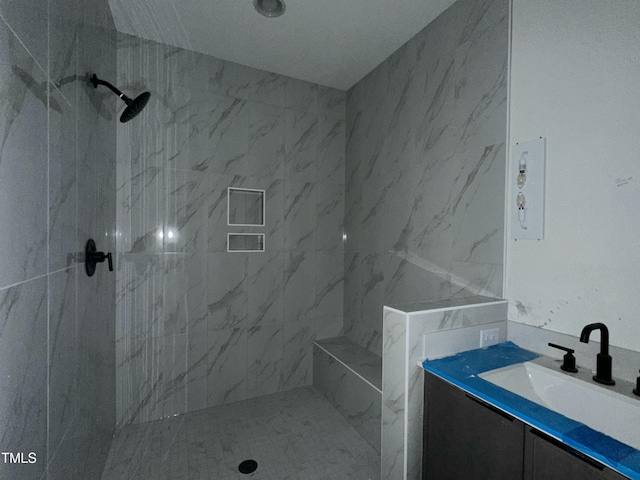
[424,372,525,480]
[524,428,629,480]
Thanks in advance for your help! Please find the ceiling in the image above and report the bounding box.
[108,0,457,90]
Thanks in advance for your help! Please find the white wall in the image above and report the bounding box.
[507,0,640,351]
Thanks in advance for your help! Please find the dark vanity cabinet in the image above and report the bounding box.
[423,372,525,480]
[524,428,627,480]
[423,372,629,480]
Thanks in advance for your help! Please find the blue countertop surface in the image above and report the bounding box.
[422,342,640,480]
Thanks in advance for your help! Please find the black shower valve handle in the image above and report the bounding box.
[93,251,114,271]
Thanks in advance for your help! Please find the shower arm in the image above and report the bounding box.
[90,74,132,104]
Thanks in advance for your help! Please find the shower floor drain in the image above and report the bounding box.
[238,459,258,474]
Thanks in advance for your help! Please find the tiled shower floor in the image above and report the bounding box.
[101,387,380,480]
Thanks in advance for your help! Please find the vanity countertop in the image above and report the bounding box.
[422,342,640,480]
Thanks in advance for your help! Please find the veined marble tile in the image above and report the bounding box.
[263,177,285,251]
[208,59,254,100]
[166,88,250,175]
[382,309,406,414]
[163,253,207,335]
[49,1,78,106]
[247,252,284,328]
[381,402,404,480]
[390,294,501,313]
[116,33,161,91]
[281,251,317,391]
[316,315,344,341]
[77,263,116,433]
[48,268,77,461]
[245,150,284,180]
[250,69,286,107]
[313,344,381,453]
[207,253,248,330]
[160,333,188,418]
[280,318,315,391]
[48,84,78,272]
[317,115,345,185]
[283,250,315,324]
[248,102,285,165]
[353,253,386,356]
[284,181,316,251]
[0,277,47,480]
[186,332,208,413]
[318,85,346,120]
[0,0,48,72]
[285,109,318,183]
[450,143,505,266]
[116,253,165,344]
[451,0,508,154]
[315,252,344,319]
[116,333,164,426]
[247,324,283,398]
[207,328,248,407]
[315,336,382,390]
[315,182,345,253]
[164,168,210,253]
[163,45,210,93]
[343,251,361,337]
[285,77,318,113]
[161,87,209,171]
[385,254,455,306]
[0,25,48,288]
[116,163,164,255]
[449,260,503,299]
[207,93,250,175]
[380,307,408,479]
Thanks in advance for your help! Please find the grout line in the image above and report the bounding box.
[0,266,77,293]
[313,342,382,394]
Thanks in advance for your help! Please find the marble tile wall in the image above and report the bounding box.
[382,299,508,480]
[0,0,117,478]
[115,34,346,426]
[344,0,509,357]
[313,338,382,455]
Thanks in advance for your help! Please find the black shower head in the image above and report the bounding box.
[120,91,150,123]
[90,74,150,123]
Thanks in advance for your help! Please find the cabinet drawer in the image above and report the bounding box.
[424,372,525,480]
[524,428,629,480]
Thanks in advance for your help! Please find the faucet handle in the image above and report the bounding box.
[548,343,578,373]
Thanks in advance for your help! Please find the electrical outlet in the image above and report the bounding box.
[480,328,500,348]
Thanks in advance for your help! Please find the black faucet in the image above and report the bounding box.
[579,323,615,386]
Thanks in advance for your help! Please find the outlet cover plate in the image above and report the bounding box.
[480,328,500,348]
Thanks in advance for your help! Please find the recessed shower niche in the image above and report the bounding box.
[227,187,265,226]
[227,233,265,252]
[227,187,265,252]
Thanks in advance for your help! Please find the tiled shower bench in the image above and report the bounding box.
[313,336,382,453]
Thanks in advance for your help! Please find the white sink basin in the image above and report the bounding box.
[479,362,640,450]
